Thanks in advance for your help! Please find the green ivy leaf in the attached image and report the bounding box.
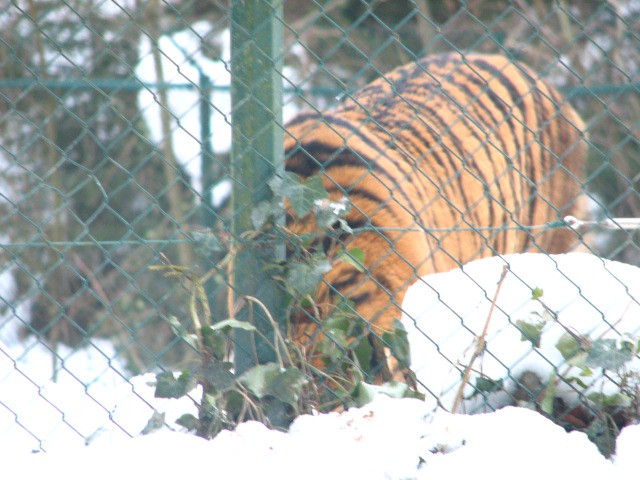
[210,319,257,332]
[338,247,366,273]
[324,299,360,336]
[202,361,236,393]
[587,417,618,458]
[238,363,281,399]
[222,389,245,420]
[382,320,411,368]
[317,328,349,364]
[261,397,294,430]
[167,315,198,350]
[474,376,504,394]
[540,371,556,415]
[516,317,545,348]
[586,338,635,371]
[265,368,308,405]
[531,287,544,300]
[270,172,328,217]
[141,411,165,435]
[175,413,200,432]
[154,371,196,399]
[200,325,227,361]
[352,336,374,373]
[588,391,632,409]
[565,375,591,389]
[323,313,350,334]
[555,332,587,366]
[191,229,226,256]
[286,256,331,297]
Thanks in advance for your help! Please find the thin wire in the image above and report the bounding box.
[0,78,636,98]
[0,221,566,249]
[0,239,194,249]
[564,216,640,231]
[0,217,634,250]
[350,222,565,234]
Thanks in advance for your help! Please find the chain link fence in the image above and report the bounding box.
[1,0,639,455]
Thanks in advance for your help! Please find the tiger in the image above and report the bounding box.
[284,52,586,370]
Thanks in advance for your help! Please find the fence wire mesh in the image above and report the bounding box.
[1,0,639,456]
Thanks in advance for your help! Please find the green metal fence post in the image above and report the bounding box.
[230,0,286,374]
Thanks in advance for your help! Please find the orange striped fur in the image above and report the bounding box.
[285,52,586,350]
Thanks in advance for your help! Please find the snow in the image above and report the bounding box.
[1,398,636,479]
[403,252,640,412]
[1,252,640,478]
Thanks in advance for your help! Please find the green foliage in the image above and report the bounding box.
[147,173,419,439]
[296,289,421,411]
[479,288,640,458]
[531,287,544,301]
[539,372,557,416]
[154,315,310,436]
[473,376,505,395]
[555,332,587,365]
[155,371,197,399]
[586,339,636,371]
[269,172,328,217]
[285,255,332,298]
[338,248,366,273]
[516,315,545,348]
[383,321,412,370]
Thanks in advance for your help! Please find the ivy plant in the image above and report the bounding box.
[146,172,419,439]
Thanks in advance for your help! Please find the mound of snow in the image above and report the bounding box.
[7,395,635,479]
[402,252,640,412]
[0,338,197,453]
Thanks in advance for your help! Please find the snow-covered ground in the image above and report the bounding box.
[404,252,640,412]
[1,252,640,479]
[4,397,634,480]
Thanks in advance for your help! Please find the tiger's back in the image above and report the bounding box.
[285,52,586,343]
